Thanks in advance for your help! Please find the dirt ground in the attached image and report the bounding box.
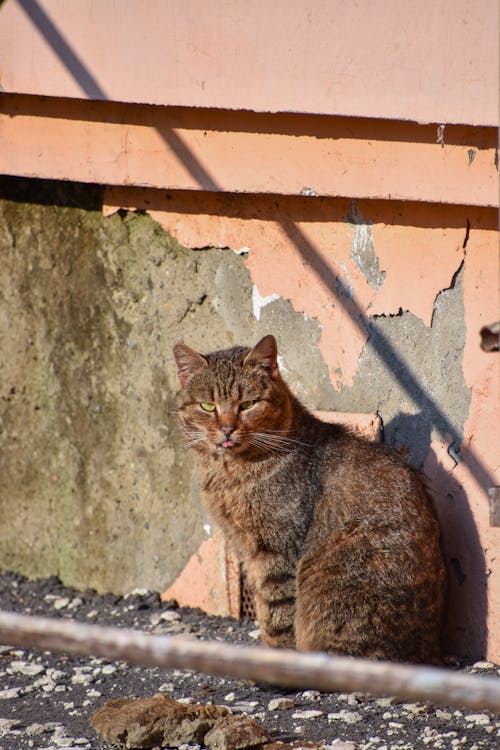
[0,570,499,750]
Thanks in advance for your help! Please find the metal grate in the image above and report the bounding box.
[240,575,256,620]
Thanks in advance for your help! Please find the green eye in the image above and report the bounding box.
[240,400,255,411]
[200,402,216,412]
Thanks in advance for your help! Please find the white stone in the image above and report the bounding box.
[465,713,490,725]
[0,719,21,736]
[100,664,117,675]
[26,723,54,736]
[268,697,295,711]
[158,682,174,692]
[328,709,363,724]
[160,610,181,622]
[435,709,452,720]
[292,709,324,719]
[231,700,259,714]
[224,692,236,702]
[0,687,22,699]
[9,660,45,676]
[375,696,396,707]
[53,597,71,610]
[48,669,66,681]
[326,742,357,750]
[472,661,495,670]
[300,689,321,701]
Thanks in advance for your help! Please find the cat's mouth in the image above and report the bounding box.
[220,439,238,449]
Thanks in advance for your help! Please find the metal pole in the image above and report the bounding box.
[0,610,499,713]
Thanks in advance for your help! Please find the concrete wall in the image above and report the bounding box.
[0,180,334,595]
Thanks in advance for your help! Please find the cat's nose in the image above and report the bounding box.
[221,425,235,437]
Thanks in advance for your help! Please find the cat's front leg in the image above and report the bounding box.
[247,559,297,648]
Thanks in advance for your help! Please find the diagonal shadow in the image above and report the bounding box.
[17,0,106,100]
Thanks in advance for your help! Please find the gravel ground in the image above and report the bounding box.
[0,570,499,750]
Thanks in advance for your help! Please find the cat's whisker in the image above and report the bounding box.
[246,435,291,456]
[252,431,312,448]
[183,430,207,448]
[246,437,284,458]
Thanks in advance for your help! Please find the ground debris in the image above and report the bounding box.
[90,694,229,748]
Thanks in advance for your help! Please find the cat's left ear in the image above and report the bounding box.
[173,343,208,386]
[243,335,279,377]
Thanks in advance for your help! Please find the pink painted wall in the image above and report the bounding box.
[0,0,498,125]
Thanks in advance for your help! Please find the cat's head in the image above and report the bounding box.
[173,335,293,459]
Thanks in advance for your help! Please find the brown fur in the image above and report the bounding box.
[173,335,446,663]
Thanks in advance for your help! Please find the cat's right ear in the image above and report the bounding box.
[243,335,279,377]
[173,343,208,386]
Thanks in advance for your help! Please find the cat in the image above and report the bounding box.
[173,335,446,663]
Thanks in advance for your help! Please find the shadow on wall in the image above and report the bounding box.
[11,0,492,659]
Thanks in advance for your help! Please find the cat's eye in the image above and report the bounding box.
[200,402,216,412]
[239,400,255,411]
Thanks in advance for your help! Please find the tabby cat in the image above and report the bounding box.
[174,335,446,663]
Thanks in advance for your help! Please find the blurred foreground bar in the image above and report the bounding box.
[0,611,499,713]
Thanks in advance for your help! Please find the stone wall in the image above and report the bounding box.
[0,184,328,594]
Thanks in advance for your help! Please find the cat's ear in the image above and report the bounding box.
[173,343,208,386]
[243,335,279,377]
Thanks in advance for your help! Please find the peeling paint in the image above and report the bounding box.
[252,285,280,321]
[318,264,470,469]
[347,201,386,291]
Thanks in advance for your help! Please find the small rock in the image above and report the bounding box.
[0,719,21,736]
[101,664,117,675]
[299,690,321,701]
[231,701,259,714]
[327,742,357,750]
[53,596,71,610]
[9,660,45,676]
[327,709,363,724]
[0,686,23,699]
[268,697,295,711]
[435,709,452,720]
[91,694,230,748]
[248,628,261,640]
[464,713,490,725]
[204,714,270,750]
[291,710,324,720]
[224,692,236,703]
[471,661,495,670]
[402,703,429,715]
[26,723,56,736]
[160,610,181,622]
[374,697,396,707]
[266,743,335,750]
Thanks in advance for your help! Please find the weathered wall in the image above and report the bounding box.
[0,184,328,594]
[1,177,498,663]
[104,186,500,661]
